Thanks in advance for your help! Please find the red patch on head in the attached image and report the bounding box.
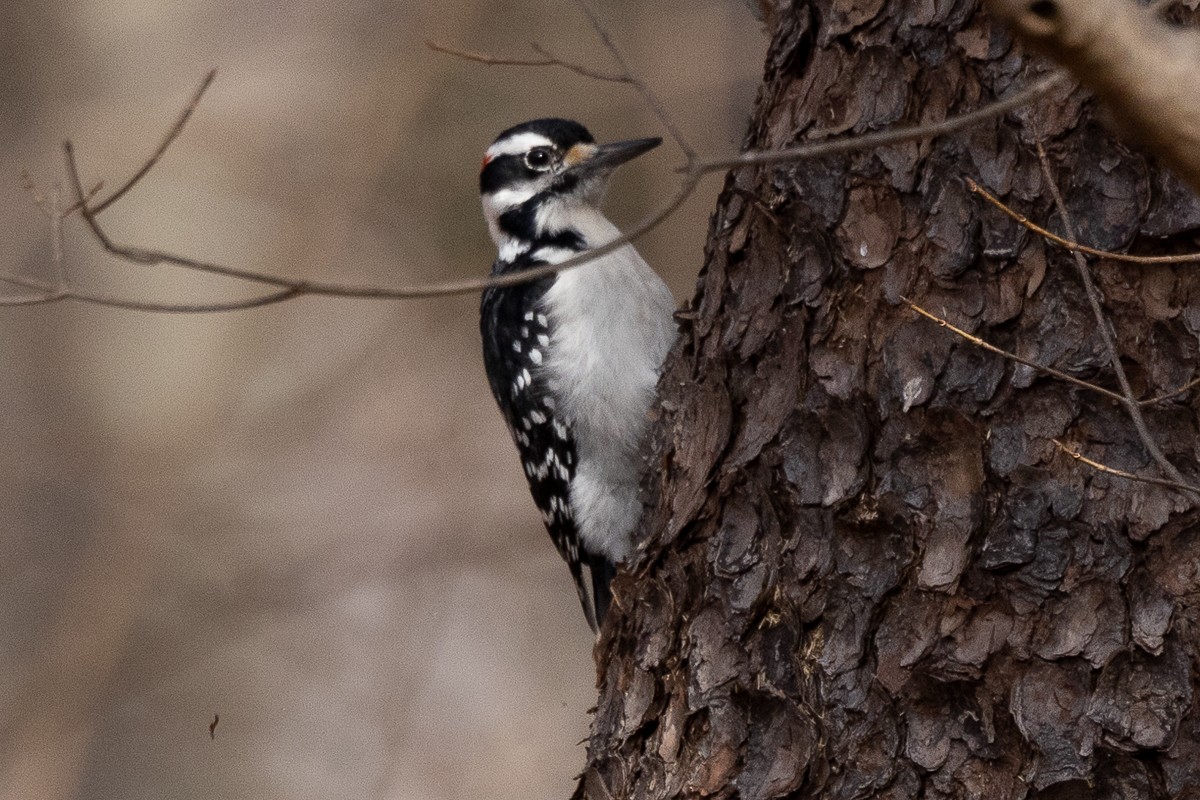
[480,153,494,172]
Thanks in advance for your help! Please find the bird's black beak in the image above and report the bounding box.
[565,136,662,176]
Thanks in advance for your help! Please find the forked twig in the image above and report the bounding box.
[967,177,1200,265]
[0,271,301,312]
[0,287,64,307]
[902,298,1125,403]
[903,298,1200,407]
[701,72,1068,172]
[423,40,627,83]
[9,159,302,312]
[1036,142,1199,498]
[89,69,217,214]
[9,27,1067,311]
[1052,439,1199,495]
[573,0,696,164]
[1141,376,1200,405]
[64,136,703,299]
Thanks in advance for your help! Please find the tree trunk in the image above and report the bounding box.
[582,2,1200,798]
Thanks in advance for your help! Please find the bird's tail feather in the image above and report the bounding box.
[588,558,616,632]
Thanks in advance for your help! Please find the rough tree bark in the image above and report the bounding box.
[582,1,1200,798]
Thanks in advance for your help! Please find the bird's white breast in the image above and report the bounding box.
[537,205,676,562]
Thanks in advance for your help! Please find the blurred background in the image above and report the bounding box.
[0,2,763,798]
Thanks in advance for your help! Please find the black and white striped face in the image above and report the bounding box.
[478,118,661,252]
[479,119,598,247]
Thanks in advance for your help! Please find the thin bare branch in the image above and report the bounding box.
[0,288,65,306]
[1037,142,1199,497]
[88,69,216,215]
[967,177,1200,264]
[66,135,704,298]
[573,0,696,164]
[11,55,1062,312]
[901,297,1127,403]
[425,40,628,83]
[702,72,1069,172]
[903,297,1200,410]
[80,288,302,313]
[1052,439,1200,496]
[1141,376,1200,406]
[0,271,301,313]
[49,185,66,288]
[967,173,1200,406]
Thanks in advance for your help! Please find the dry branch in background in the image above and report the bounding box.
[967,177,1200,264]
[985,0,1200,192]
[7,52,1065,311]
[904,297,1200,495]
[1035,140,1199,497]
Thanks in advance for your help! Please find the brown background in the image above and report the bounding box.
[0,2,763,798]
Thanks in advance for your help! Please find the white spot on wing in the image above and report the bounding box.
[531,245,580,263]
[497,237,532,262]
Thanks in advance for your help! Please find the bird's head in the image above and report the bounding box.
[479,118,661,251]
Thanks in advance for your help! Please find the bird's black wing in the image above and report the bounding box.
[480,270,602,631]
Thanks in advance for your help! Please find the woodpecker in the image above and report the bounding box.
[479,118,677,632]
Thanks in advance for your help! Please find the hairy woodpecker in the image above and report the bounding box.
[479,118,677,632]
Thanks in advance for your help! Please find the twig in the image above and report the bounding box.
[1036,142,1199,498]
[901,297,1127,403]
[904,298,1200,408]
[7,173,299,312]
[573,0,697,164]
[12,39,1065,311]
[57,71,1058,299]
[967,177,1200,265]
[700,72,1070,172]
[1140,376,1200,405]
[1052,439,1199,495]
[89,69,217,215]
[49,185,66,289]
[424,40,627,83]
[0,271,301,312]
[0,289,65,307]
[65,137,702,298]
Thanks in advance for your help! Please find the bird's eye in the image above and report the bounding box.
[525,148,554,171]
